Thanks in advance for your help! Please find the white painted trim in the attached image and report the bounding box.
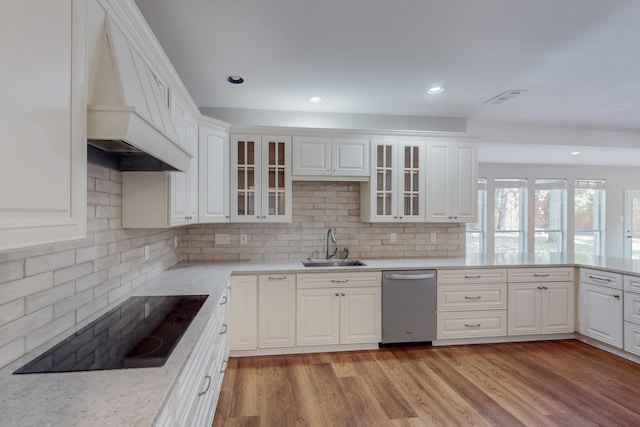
[432,333,574,346]
[230,342,378,357]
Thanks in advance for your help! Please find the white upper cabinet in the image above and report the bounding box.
[169,96,198,226]
[425,140,478,222]
[292,137,369,178]
[0,0,87,252]
[361,139,425,222]
[199,118,230,223]
[231,135,292,223]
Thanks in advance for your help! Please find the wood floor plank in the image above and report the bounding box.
[213,340,640,426]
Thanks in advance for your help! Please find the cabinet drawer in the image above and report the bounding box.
[624,275,640,293]
[437,269,507,285]
[625,291,640,324]
[508,267,574,282]
[437,310,507,339]
[580,268,622,290]
[297,272,381,289]
[625,322,640,356]
[437,284,507,311]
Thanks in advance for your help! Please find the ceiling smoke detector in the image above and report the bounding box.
[484,90,527,104]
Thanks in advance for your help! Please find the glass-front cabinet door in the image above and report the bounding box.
[363,139,425,222]
[231,135,291,222]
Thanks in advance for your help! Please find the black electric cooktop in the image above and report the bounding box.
[14,294,208,374]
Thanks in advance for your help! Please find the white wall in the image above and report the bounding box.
[480,163,640,258]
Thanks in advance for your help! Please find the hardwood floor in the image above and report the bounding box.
[213,340,640,426]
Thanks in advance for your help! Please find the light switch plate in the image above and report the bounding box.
[240,234,248,245]
[390,233,397,243]
[144,245,150,260]
[431,233,437,243]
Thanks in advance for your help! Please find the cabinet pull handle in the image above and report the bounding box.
[542,286,548,290]
[198,375,212,396]
[537,286,543,290]
[268,276,287,280]
[613,294,621,299]
[220,359,228,374]
[464,275,481,279]
[465,323,481,328]
[220,296,228,305]
[588,275,613,282]
[534,273,550,277]
[464,296,481,300]
[331,279,349,283]
[220,323,228,334]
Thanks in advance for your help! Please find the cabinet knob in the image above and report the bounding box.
[613,294,621,299]
[341,292,345,296]
[220,296,228,305]
[335,292,340,296]
[537,286,543,290]
[263,215,267,218]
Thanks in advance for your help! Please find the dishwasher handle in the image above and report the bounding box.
[384,273,435,280]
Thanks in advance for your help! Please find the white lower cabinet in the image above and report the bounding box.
[508,282,574,335]
[436,269,507,339]
[258,274,296,348]
[296,272,382,346]
[624,274,640,356]
[229,275,258,350]
[579,268,623,348]
[156,290,230,427]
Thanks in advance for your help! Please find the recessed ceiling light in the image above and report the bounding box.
[571,151,581,155]
[227,75,244,84]
[307,96,323,104]
[427,86,445,95]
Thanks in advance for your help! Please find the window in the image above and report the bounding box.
[575,180,605,256]
[494,179,527,254]
[466,179,487,254]
[534,179,567,255]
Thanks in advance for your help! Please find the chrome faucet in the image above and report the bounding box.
[326,228,337,259]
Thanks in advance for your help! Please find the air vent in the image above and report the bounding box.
[484,90,527,104]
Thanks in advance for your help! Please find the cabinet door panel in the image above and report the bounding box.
[200,125,229,222]
[297,289,340,346]
[258,275,296,348]
[542,283,574,333]
[579,283,623,348]
[425,142,452,220]
[0,0,86,251]
[508,284,540,335]
[340,287,381,344]
[333,138,370,176]
[230,276,258,350]
[292,136,330,175]
[452,142,478,221]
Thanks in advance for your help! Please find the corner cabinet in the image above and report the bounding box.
[361,139,425,222]
[425,141,478,222]
[292,136,370,178]
[199,118,230,223]
[0,0,87,251]
[579,268,623,348]
[230,135,292,223]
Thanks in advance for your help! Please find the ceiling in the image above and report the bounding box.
[134,0,640,163]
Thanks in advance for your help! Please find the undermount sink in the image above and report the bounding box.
[302,259,367,267]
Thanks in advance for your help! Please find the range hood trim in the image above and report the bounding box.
[87,105,192,172]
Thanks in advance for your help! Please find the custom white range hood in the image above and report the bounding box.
[87,16,190,172]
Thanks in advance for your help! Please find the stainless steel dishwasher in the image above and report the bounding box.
[381,270,437,344]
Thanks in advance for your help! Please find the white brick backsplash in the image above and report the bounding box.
[26,282,75,314]
[0,260,24,284]
[0,272,53,306]
[25,251,75,276]
[108,283,131,304]
[0,339,25,369]
[53,262,93,286]
[53,290,93,319]
[183,182,464,262]
[76,244,108,264]
[0,300,25,327]
[25,311,75,352]
[76,294,109,323]
[0,307,52,347]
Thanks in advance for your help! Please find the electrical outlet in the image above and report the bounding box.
[215,234,231,244]
[144,245,150,260]
[390,233,397,243]
[431,233,437,243]
[174,236,178,248]
[240,234,248,245]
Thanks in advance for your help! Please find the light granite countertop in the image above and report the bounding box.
[3,254,640,426]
